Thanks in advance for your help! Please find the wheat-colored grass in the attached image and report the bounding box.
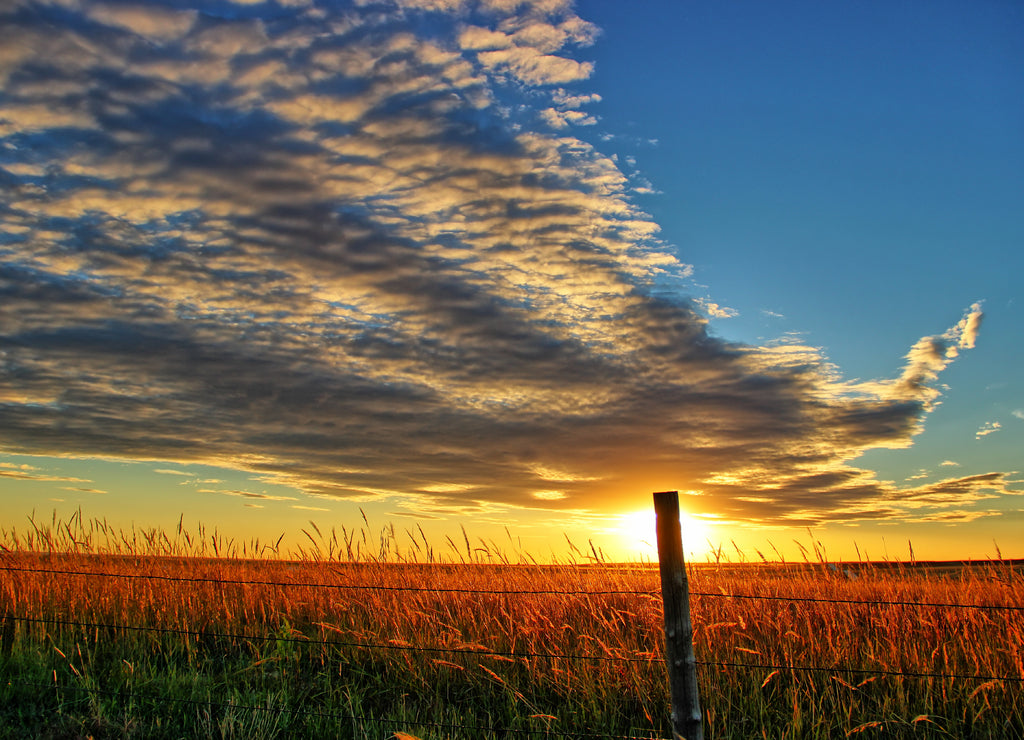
[1,511,1021,738]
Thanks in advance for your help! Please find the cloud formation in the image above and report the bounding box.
[0,0,1014,527]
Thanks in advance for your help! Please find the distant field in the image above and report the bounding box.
[1,517,1022,738]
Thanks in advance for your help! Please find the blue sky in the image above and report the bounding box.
[1,0,1021,560]
[580,0,1024,531]
[585,0,1022,374]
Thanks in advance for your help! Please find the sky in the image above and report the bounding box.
[1,0,1021,563]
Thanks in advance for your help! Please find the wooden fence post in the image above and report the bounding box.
[654,490,704,740]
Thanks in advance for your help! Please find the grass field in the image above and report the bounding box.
[1,513,1022,739]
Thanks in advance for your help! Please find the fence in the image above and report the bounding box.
[2,497,1023,738]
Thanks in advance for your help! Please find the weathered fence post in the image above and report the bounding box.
[654,490,704,740]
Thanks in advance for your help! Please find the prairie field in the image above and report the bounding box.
[1,514,1022,739]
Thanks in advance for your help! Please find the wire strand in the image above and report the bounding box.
[0,563,656,597]
[5,614,655,664]
[7,615,1021,684]
[695,660,1024,683]
[689,590,1024,612]
[4,563,1022,612]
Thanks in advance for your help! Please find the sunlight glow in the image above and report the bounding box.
[616,508,713,562]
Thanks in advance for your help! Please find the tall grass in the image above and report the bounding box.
[1,512,1021,738]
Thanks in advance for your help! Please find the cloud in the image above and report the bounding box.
[905,509,995,524]
[976,422,1001,439]
[890,473,1019,508]
[199,489,299,502]
[477,47,593,85]
[88,3,197,42]
[0,0,1015,529]
[540,107,597,129]
[1013,410,1024,420]
[888,302,984,406]
[532,490,567,501]
[0,463,90,484]
[696,299,738,319]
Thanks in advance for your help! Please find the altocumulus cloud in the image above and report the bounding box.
[0,0,1015,527]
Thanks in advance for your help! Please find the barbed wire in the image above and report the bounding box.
[3,562,1022,612]
[5,680,665,739]
[4,558,1022,739]
[688,590,1024,613]
[4,614,655,664]
[0,563,656,597]
[697,660,1024,684]
[6,614,1022,684]
[4,548,1020,740]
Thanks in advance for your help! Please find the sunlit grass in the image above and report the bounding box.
[0,511,1021,738]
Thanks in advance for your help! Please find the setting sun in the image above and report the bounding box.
[616,508,714,562]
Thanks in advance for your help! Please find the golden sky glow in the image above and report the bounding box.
[614,508,715,563]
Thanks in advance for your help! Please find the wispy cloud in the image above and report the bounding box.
[199,489,298,502]
[696,299,738,319]
[0,0,1013,527]
[0,463,90,484]
[976,422,1002,439]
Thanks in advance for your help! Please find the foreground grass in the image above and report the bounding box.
[1,514,1022,738]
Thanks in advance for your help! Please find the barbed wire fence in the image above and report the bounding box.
[3,580,1023,735]
[6,561,1024,611]
[2,499,1023,737]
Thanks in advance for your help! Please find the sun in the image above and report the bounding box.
[615,508,713,562]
